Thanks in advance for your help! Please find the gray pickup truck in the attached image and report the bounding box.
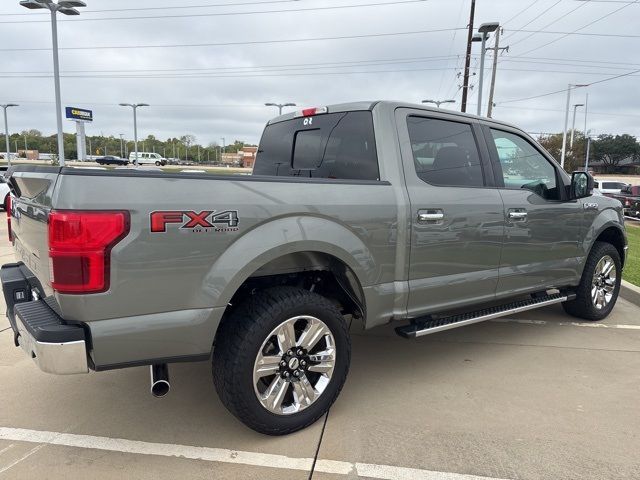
[2,101,627,435]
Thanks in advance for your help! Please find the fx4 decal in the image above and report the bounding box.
[150,210,239,233]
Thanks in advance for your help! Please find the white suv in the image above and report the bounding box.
[128,152,167,166]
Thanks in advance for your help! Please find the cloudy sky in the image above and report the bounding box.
[1,0,639,146]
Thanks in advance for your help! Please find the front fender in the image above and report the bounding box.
[580,203,625,271]
[202,215,377,308]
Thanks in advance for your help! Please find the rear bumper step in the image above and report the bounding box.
[1,263,89,375]
[395,292,574,339]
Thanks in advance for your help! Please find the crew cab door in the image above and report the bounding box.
[481,125,583,297]
[395,109,504,317]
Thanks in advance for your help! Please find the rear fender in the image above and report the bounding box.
[203,215,377,308]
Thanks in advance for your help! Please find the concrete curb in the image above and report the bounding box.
[621,280,640,307]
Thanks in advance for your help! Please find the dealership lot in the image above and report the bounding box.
[0,220,639,480]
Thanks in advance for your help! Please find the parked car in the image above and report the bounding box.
[2,101,627,435]
[595,180,629,196]
[611,185,640,218]
[95,155,129,166]
[0,177,9,210]
[129,152,167,166]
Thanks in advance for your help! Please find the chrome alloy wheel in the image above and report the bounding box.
[253,316,336,415]
[591,255,616,310]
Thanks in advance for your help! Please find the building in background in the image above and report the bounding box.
[240,146,258,168]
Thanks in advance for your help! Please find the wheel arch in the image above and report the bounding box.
[204,215,377,321]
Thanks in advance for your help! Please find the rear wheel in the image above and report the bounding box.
[562,241,621,321]
[212,287,350,435]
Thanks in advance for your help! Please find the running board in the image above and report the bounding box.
[395,292,574,339]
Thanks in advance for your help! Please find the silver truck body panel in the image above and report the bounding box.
[4,101,627,371]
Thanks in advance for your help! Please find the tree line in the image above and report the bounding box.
[3,129,256,164]
[537,132,640,173]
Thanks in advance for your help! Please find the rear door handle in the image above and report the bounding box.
[418,209,444,223]
[508,210,527,220]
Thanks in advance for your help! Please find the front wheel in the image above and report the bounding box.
[155,161,161,166]
[562,241,622,321]
[212,287,350,435]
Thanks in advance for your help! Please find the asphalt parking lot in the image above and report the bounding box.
[0,220,639,480]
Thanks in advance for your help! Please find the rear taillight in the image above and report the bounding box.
[6,195,12,242]
[48,210,129,294]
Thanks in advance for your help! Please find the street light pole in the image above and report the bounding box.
[570,103,584,149]
[119,133,124,158]
[476,22,499,117]
[560,84,587,169]
[119,103,148,165]
[2,104,19,167]
[422,99,455,108]
[265,102,296,115]
[20,1,87,167]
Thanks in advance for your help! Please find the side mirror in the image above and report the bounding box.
[571,171,594,199]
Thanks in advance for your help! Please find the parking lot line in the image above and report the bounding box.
[0,427,511,480]
[493,319,640,330]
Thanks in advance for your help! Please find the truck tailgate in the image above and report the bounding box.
[8,170,60,297]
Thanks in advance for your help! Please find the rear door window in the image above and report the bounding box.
[253,111,379,180]
[406,116,485,187]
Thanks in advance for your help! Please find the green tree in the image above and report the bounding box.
[592,134,640,173]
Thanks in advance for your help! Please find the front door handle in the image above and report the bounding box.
[508,210,527,220]
[418,209,444,223]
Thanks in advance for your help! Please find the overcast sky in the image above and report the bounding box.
[1,0,639,147]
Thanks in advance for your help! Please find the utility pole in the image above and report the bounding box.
[460,0,476,113]
[570,103,584,149]
[486,27,508,118]
[119,134,124,158]
[560,84,587,169]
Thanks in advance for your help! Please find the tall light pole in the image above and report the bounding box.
[476,22,499,117]
[119,133,124,159]
[119,103,148,165]
[20,0,87,166]
[265,102,296,115]
[560,84,588,169]
[2,104,19,167]
[422,99,455,108]
[570,103,584,149]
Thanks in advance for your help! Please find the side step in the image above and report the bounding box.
[395,292,574,339]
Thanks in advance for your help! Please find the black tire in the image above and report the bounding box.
[155,161,161,166]
[3,194,9,211]
[562,241,621,321]
[212,286,351,435]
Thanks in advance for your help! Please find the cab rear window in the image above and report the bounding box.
[253,111,380,180]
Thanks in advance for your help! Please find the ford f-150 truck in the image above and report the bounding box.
[1,101,627,435]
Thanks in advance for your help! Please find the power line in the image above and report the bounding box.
[507,0,588,48]
[501,0,563,42]
[0,27,466,52]
[5,53,639,76]
[502,0,540,26]
[516,0,639,56]
[0,55,461,75]
[4,65,640,80]
[0,0,428,24]
[0,0,302,15]
[3,27,638,54]
[498,67,640,104]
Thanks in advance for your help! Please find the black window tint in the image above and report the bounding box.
[253,111,379,180]
[407,116,484,187]
[293,129,323,171]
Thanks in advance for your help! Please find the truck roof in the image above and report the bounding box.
[266,100,524,133]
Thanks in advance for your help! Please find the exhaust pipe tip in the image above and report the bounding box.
[151,379,170,398]
[150,364,170,398]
